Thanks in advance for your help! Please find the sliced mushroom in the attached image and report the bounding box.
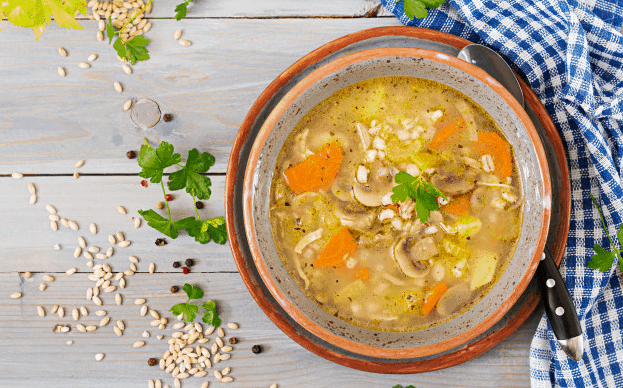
[335,201,376,231]
[436,283,473,316]
[353,161,396,207]
[430,169,476,195]
[392,236,437,278]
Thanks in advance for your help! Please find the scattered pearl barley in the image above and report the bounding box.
[58,67,67,77]
[78,62,91,69]
[58,47,68,57]
[113,82,123,93]
[178,39,191,47]
[88,53,99,62]
[122,64,132,74]
[117,205,126,214]
[173,30,182,40]
[123,99,132,111]
[95,353,104,361]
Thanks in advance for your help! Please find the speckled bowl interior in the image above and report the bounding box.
[243,48,551,358]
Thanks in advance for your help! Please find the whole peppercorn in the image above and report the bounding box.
[147,357,158,366]
[172,261,181,268]
[182,266,190,274]
[195,201,204,209]
[229,337,238,345]
[126,150,137,159]
[171,285,180,293]
[185,258,194,267]
[163,113,172,122]
[251,344,262,354]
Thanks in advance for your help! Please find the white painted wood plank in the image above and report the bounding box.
[0,272,534,387]
[0,175,235,273]
[0,18,401,175]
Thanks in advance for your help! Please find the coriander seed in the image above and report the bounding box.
[171,285,179,293]
[147,357,158,366]
[163,113,172,122]
[229,337,238,345]
[252,344,262,354]
[126,150,137,159]
[172,261,181,268]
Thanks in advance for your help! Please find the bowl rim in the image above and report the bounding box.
[242,46,552,359]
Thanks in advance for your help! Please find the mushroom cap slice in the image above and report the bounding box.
[392,236,432,278]
[436,283,473,316]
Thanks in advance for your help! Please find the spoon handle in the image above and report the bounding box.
[535,246,584,360]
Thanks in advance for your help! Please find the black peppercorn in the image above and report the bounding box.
[185,258,194,267]
[126,150,137,159]
[155,238,167,246]
[171,285,179,293]
[229,337,238,345]
[172,261,181,268]
[251,344,262,354]
[147,357,157,366]
[195,201,204,209]
[163,113,172,122]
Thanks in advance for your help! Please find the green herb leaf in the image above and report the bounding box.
[617,224,623,251]
[391,171,445,223]
[588,244,616,272]
[402,0,445,20]
[186,216,227,245]
[182,283,204,300]
[106,16,116,43]
[138,209,179,238]
[0,0,86,40]
[174,2,188,20]
[170,302,199,322]
[201,300,221,327]
[168,149,215,200]
[112,37,127,60]
[125,35,150,64]
[138,141,182,183]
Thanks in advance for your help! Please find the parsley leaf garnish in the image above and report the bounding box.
[400,0,446,19]
[174,0,195,20]
[104,1,153,64]
[391,171,446,223]
[136,139,227,246]
[138,141,182,183]
[168,148,215,200]
[170,284,221,325]
[587,194,623,272]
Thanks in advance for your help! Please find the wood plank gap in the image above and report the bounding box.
[0,172,227,178]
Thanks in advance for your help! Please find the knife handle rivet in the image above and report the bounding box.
[540,252,546,261]
[546,279,556,288]
[555,307,565,316]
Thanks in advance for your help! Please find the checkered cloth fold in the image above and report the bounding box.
[381,0,623,386]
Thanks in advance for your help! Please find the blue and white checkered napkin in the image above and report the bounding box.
[381,0,623,386]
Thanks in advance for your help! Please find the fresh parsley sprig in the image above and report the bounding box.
[0,0,86,40]
[174,0,195,20]
[170,284,221,326]
[391,169,446,223]
[105,0,153,64]
[587,194,623,272]
[137,139,227,245]
[398,0,446,20]
[392,385,416,388]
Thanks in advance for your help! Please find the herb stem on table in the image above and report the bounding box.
[588,194,623,272]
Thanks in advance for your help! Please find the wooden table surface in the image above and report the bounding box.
[0,1,538,387]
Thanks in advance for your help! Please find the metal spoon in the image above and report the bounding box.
[458,44,524,107]
[457,44,584,361]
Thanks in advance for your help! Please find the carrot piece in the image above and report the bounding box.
[354,267,370,281]
[284,143,343,193]
[472,132,513,179]
[384,204,399,213]
[421,281,447,316]
[443,196,470,215]
[429,117,466,149]
[313,227,357,267]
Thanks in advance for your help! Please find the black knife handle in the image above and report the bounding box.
[535,246,582,340]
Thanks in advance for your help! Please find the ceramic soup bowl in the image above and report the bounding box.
[242,47,551,359]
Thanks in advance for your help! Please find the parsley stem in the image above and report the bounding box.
[160,180,172,223]
[590,193,623,260]
[191,191,201,220]
[120,0,154,32]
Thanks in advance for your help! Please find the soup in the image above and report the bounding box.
[269,76,523,332]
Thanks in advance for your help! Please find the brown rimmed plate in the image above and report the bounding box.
[225,26,570,373]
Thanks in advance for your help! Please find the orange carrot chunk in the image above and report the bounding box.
[354,267,370,281]
[284,143,343,193]
[443,196,470,215]
[472,132,513,180]
[421,281,447,316]
[429,117,466,150]
[313,227,357,267]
